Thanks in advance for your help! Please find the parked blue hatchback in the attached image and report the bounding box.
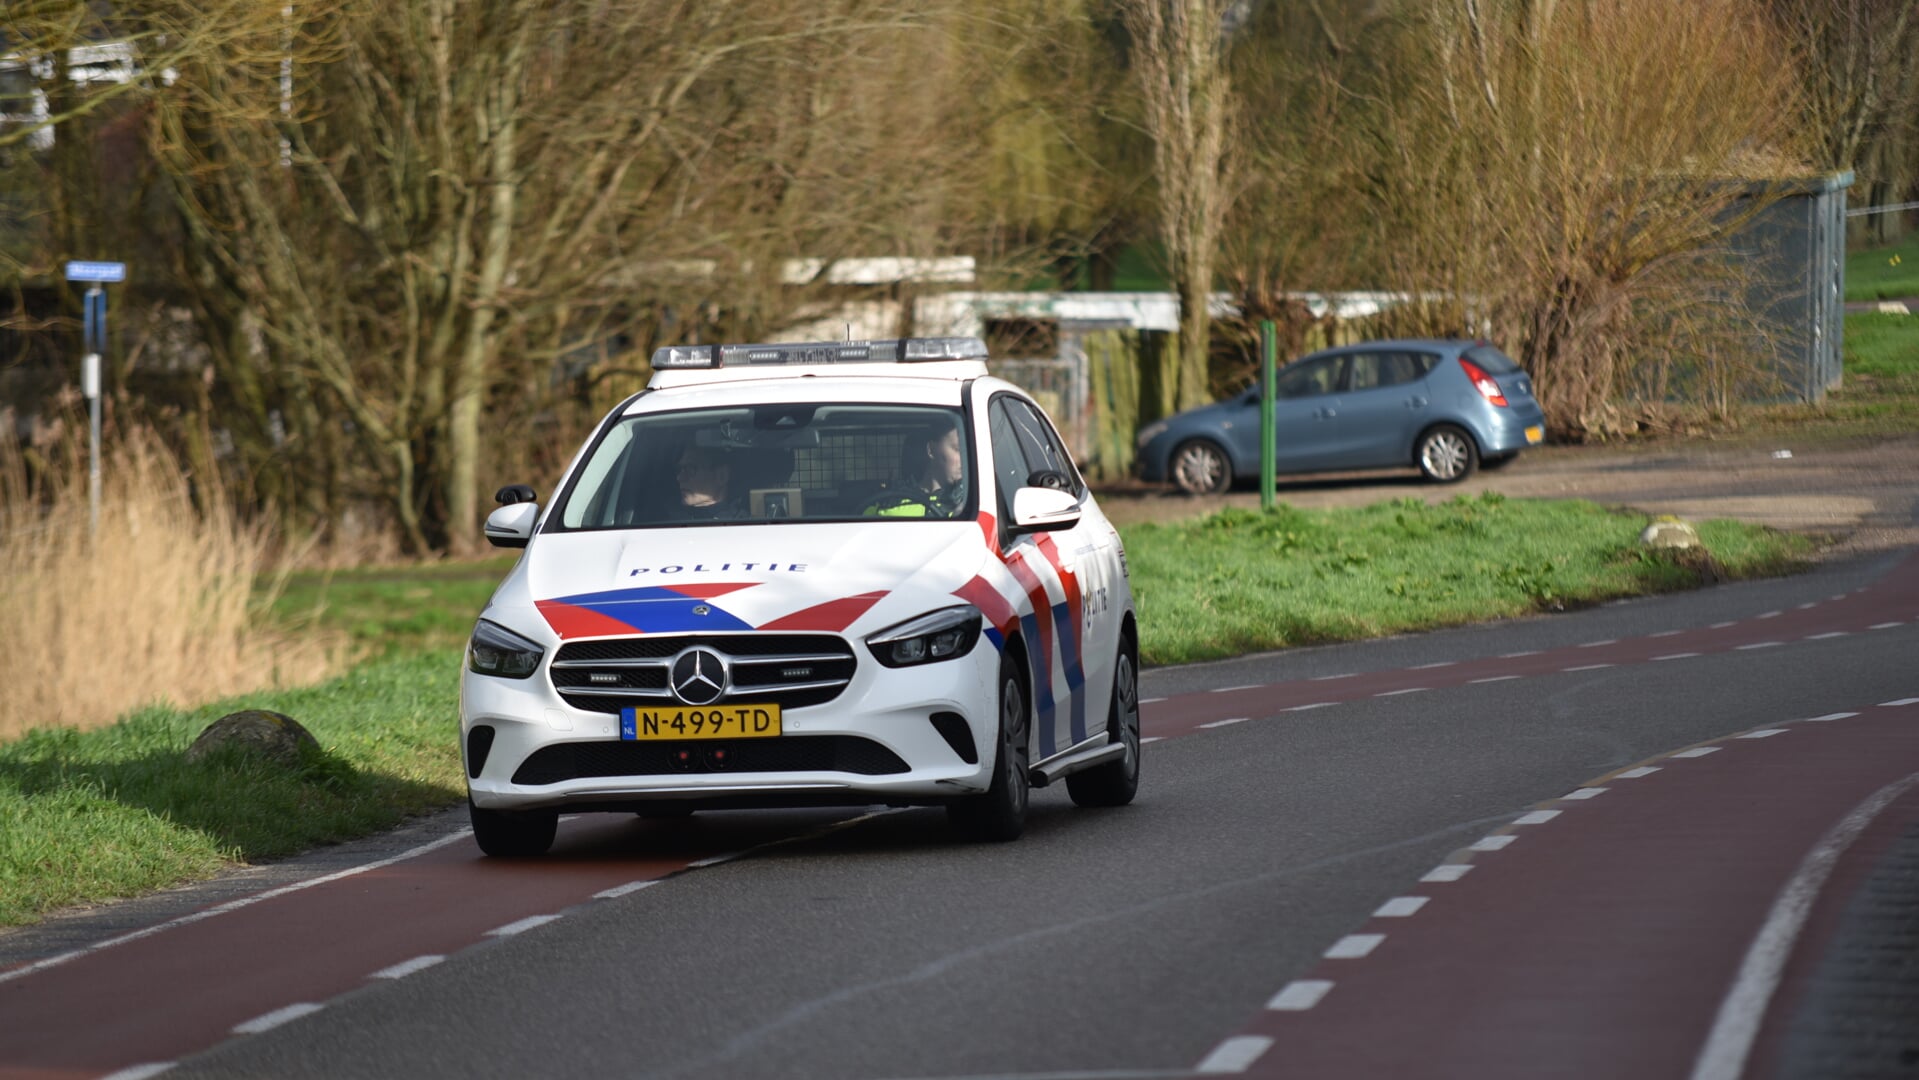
[1136,339,1547,494]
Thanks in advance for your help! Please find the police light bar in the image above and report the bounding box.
[649,337,988,370]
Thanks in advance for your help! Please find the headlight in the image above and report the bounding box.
[865,605,982,668]
[468,619,544,679]
[1136,420,1169,449]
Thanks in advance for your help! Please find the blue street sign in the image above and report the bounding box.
[65,261,126,283]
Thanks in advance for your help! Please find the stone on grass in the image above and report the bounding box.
[1639,516,1701,550]
[186,709,319,769]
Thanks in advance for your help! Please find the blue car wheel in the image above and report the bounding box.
[1171,439,1232,495]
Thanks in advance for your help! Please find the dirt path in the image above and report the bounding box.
[1096,433,1919,556]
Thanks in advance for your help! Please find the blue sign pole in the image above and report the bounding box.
[65,261,125,534]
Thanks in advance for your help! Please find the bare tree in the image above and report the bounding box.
[1120,0,1235,415]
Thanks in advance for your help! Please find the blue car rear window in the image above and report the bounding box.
[1463,345,1523,374]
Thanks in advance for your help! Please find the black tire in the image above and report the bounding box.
[948,655,1031,842]
[636,804,696,819]
[1416,425,1479,483]
[1170,439,1232,496]
[1066,636,1141,808]
[1480,452,1518,471]
[469,798,557,857]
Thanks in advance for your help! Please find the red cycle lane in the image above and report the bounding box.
[0,811,858,1080]
[1203,697,1919,1079]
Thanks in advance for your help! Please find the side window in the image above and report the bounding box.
[1001,396,1083,498]
[987,400,1033,520]
[1274,356,1345,399]
[1348,352,1426,390]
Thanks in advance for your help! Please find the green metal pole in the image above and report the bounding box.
[1260,319,1277,511]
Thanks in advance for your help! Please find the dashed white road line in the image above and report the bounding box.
[1513,809,1561,825]
[1563,663,1614,672]
[1325,934,1386,959]
[1880,698,1919,708]
[1200,717,1249,729]
[1285,702,1337,712]
[1470,835,1518,851]
[1140,697,1166,704]
[1500,650,1541,658]
[1797,602,1818,610]
[1312,672,1354,681]
[1266,981,1335,1011]
[1806,632,1849,640]
[233,1003,324,1035]
[1650,629,1684,638]
[595,880,661,900]
[1711,621,1738,629]
[1870,622,1905,631]
[1196,1035,1276,1073]
[1374,896,1429,917]
[688,851,743,868]
[1616,766,1663,778]
[1410,661,1455,670]
[369,955,444,980]
[1579,639,1619,648]
[1140,736,1165,744]
[1376,687,1428,697]
[486,914,562,937]
[1672,747,1722,759]
[1563,787,1607,800]
[1654,653,1701,661]
[1802,712,1857,722]
[1735,642,1783,651]
[102,1065,175,1080]
[0,829,474,987]
[1211,684,1261,694]
[1471,675,1522,684]
[1756,611,1783,620]
[1421,864,1473,882]
[1738,729,1788,739]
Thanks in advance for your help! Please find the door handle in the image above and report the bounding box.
[1406,396,1428,409]
[1315,407,1337,419]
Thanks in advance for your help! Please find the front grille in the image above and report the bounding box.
[550,634,857,714]
[510,736,909,785]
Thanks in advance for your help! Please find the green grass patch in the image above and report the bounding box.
[1847,233,1919,302]
[1122,494,1813,666]
[0,650,465,926]
[269,557,516,659]
[1841,311,1919,380]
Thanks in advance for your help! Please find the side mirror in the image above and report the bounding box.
[496,483,538,506]
[1010,486,1081,534]
[484,501,540,549]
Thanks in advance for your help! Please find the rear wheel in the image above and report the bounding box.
[1067,639,1140,808]
[1416,425,1479,483]
[1170,439,1232,495]
[949,656,1030,842]
[469,798,557,857]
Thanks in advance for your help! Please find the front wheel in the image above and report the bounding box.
[469,798,557,857]
[1416,425,1479,483]
[1067,639,1140,808]
[1170,440,1232,495]
[949,656,1030,842]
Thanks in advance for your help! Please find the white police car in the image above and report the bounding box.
[461,337,1139,856]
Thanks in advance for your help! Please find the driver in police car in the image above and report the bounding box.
[864,421,966,518]
[674,444,745,520]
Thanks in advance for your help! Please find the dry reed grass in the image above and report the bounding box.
[0,428,346,740]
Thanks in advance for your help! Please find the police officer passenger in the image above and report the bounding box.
[864,422,966,519]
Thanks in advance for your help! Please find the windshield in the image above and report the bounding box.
[552,403,975,529]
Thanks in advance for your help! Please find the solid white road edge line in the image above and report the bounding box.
[0,829,473,986]
[1195,1035,1276,1074]
[1689,770,1919,1080]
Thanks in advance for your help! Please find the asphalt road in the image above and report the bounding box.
[2,549,1916,1080]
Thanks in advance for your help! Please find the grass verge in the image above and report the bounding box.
[1847,233,1919,302]
[0,650,463,927]
[1122,494,1813,665]
[1,496,1810,926]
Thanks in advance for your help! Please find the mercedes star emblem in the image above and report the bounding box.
[669,648,728,705]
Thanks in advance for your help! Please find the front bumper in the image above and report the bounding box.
[461,636,1001,811]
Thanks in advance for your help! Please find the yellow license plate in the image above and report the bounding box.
[619,705,781,741]
[1524,425,1544,445]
